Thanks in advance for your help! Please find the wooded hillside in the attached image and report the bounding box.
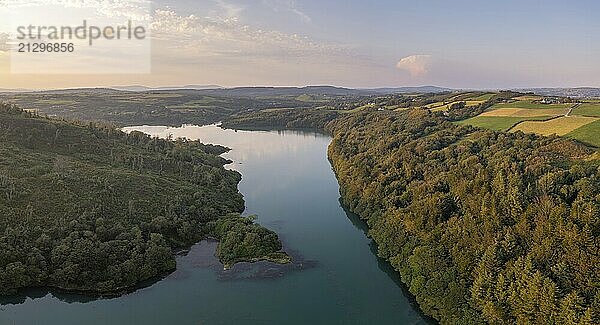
[0,103,287,295]
[327,109,599,324]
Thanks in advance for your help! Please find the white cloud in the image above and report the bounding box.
[396,54,432,77]
[0,4,375,87]
[263,0,311,23]
[0,0,151,21]
[151,9,343,60]
[145,8,368,86]
[213,0,244,18]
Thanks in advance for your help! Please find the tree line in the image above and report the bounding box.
[0,103,288,295]
[326,109,599,324]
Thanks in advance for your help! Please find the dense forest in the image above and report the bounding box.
[0,103,288,295]
[195,90,600,323]
[4,87,599,323]
[221,90,520,130]
[222,108,340,130]
[0,89,339,126]
[212,214,291,269]
[326,109,599,324]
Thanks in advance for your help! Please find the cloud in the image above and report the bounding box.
[263,0,311,23]
[151,9,343,61]
[145,8,370,87]
[1,4,374,88]
[213,0,244,18]
[396,54,432,77]
[0,0,151,21]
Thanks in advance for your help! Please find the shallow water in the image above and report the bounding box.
[0,125,431,325]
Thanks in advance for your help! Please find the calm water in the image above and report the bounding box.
[0,125,430,325]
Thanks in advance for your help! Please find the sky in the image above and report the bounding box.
[0,0,599,89]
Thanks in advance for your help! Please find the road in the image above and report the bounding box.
[566,103,581,117]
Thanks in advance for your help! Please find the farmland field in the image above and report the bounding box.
[573,103,600,117]
[513,95,543,101]
[480,107,567,117]
[421,101,445,109]
[492,101,573,110]
[465,93,495,101]
[454,94,600,146]
[35,99,78,105]
[512,116,598,136]
[456,116,551,131]
[566,120,600,147]
[0,90,331,125]
[427,100,485,111]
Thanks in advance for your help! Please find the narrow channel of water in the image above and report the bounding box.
[0,125,430,325]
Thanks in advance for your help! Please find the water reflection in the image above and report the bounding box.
[1,124,431,325]
[0,287,105,306]
[340,200,437,324]
[0,239,317,306]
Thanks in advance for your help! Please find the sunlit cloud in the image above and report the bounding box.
[213,0,244,18]
[262,0,311,23]
[0,2,372,88]
[396,54,432,77]
[151,9,344,60]
[0,0,151,21]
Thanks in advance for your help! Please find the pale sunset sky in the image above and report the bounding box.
[0,0,599,89]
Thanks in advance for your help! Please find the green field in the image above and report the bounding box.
[513,95,543,101]
[295,94,325,102]
[430,100,485,111]
[341,104,375,113]
[512,116,598,136]
[480,107,567,117]
[567,120,600,147]
[456,116,551,131]
[492,101,572,110]
[261,107,295,113]
[420,101,445,109]
[35,99,78,105]
[458,96,600,147]
[421,100,484,111]
[0,90,323,126]
[573,103,600,117]
[467,93,495,101]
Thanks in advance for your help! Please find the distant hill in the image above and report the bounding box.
[0,88,336,125]
[36,88,121,95]
[369,86,454,94]
[13,85,450,97]
[4,86,370,97]
[195,86,371,97]
[111,85,224,92]
[0,88,32,93]
[4,86,600,97]
[517,87,600,98]
[198,85,454,97]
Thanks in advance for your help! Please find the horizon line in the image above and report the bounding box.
[3,84,600,92]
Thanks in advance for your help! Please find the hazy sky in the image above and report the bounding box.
[1,0,599,89]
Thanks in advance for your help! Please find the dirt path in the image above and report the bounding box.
[566,103,581,117]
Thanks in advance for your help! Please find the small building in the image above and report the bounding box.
[540,97,560,104]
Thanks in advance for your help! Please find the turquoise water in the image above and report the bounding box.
[0,125,431,325]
